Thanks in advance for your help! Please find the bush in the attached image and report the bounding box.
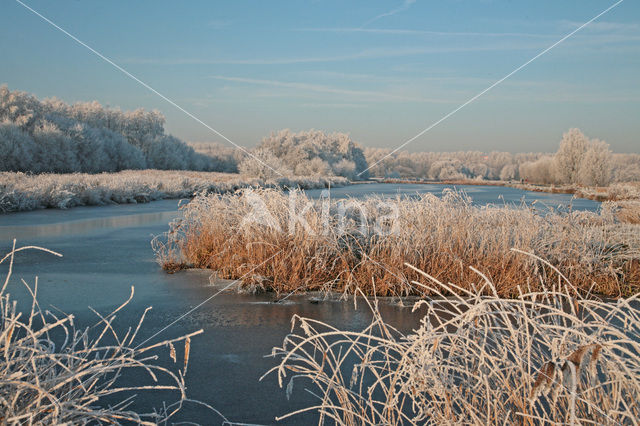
[244,129,369,179]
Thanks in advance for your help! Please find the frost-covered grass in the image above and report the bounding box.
[510,181,640,202]
[0,242,224,424]
[576,182,640,201]
[0,170,349,212]
[156,188,640,298]
[266,263,640,424]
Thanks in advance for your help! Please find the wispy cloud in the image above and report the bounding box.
[361,0,416,28]
[559,20,640,33]
[296,27,556,38]
[123,42,544,65]
[486,90,640,104]
[209,75,449,103]
[299,102,369,109]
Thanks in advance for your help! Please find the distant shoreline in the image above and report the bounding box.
[371,177,640,202]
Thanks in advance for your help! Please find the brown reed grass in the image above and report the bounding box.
[264,259,640,424]
[615,200,640,224]
[155,188,640,297]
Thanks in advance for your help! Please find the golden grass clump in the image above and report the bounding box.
[156,188,640,297]
[0,242,223,424]
[614,200,640,225]
[264,261,640,425]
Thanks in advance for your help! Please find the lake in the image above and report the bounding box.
[0,183,601,423]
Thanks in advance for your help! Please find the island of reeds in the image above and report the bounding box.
[155,188,640,298]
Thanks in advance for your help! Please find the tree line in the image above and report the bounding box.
[364,129,638,185]
[2,86,638,185]
[0,86,215,173]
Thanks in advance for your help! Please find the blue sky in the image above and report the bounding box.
[1,0,638,152]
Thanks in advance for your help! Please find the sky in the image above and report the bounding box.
[1,0,639,153]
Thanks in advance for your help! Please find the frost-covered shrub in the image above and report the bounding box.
[251,129,369,179]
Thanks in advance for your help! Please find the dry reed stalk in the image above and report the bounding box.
[156,188,640,297]
[0,241,227,424]
[264,259,640,425]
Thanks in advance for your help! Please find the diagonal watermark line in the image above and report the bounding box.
[14,0,283,177]
[359,0,625,177]
[135,249,283,350]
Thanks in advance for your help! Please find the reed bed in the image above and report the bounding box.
[0,242,223,424]
[156,188,640,297]
[265,261,640,424]
[0,170,348,212]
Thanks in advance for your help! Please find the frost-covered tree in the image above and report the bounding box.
[554,128,589,184]
[362,148,526,181]
[0,121,37,172]
[238,149,292,180]
[429,159,466,180]
[331,159,357,180]
[31,121,79,173]
[255,129,369,179]
[612,153,640,182]
[93,127,147,171]
[499,163,519,181]
[578,139,612,186]
[0,85,225,173]
[294,157,332,176]
[519,156,556,184]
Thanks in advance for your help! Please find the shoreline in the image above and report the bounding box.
[3,170,638,214]
[373,177,640,202]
